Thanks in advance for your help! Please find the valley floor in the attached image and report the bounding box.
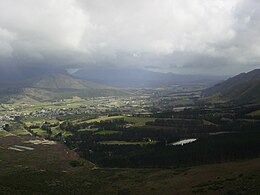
[0,135,259,194]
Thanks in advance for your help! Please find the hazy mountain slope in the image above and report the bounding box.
[32,74,87,89]
[0,67,226,88]
[30,74,111,90]
[72,68,226,88]
[0,74,128,102]
[202,69,260,103]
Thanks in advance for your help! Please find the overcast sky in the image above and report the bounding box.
[0,0,259,75]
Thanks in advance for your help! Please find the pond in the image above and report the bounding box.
[170,138,197,146]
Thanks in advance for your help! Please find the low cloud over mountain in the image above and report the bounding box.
[0,0,259,76]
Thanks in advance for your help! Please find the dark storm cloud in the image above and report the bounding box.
[0,0,259,75]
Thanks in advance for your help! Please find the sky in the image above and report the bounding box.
[0,0,259,76]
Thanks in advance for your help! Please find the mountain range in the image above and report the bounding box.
[0,67,259,103]
[72,67,226,88]
[0,67,227,102]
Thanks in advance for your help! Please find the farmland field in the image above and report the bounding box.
[124,117,156,126]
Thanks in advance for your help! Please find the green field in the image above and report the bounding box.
[63,131,73,137]
[84,116,124,123]
[31,128,48,137]
[78,128,98,132]
[248,109,260,116]
[76,116,156,127]
[8,126,30,136]
[124,117,156,126]
[0,125,30,137]
[0,130,12,137]
[24,117,59,126]
[172,98,193,105]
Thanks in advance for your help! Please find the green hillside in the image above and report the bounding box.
[202,69,260,103]
[0,74,129,103]
[31,74,111,90]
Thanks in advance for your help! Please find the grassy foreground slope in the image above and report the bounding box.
[0,135,259,194]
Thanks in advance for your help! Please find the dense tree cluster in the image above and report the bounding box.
[65,104,260,168]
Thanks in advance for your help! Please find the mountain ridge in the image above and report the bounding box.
[202,69,260,103]
[0,73,127,102]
